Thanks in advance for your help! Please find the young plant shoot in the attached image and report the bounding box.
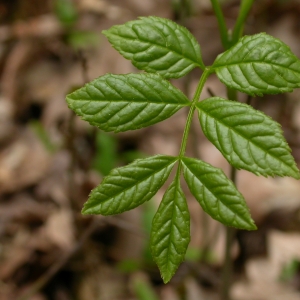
[66,16,300,283]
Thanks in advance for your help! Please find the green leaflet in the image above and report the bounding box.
[181,157,256,230]
[197,97,300,178]
[66,73,190,132]
[150,177,190,283]
[82,155,177,215]
[212,33,300,96]
[103,16,204,78]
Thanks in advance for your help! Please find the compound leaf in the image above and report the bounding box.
[197,97,300,178]
[151,177,190,283]
[66,73,190,132]
[212,33,300,96]
[181,157,256,230]
[82,155,178,215]
[103,16,204,78]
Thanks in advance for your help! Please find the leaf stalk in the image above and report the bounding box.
[178,68,210,160]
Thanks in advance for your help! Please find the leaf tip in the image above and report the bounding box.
[102,29,109,36]
[292,170,300,180]
[81,204,91,215]
[233,219,257,231]
[81,195,96,215]
[247,221,258,231]
[65,95,73,106]
[161,274,172,284]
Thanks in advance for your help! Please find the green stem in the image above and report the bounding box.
[210,0,229,49]
[179,0,192,23]
[218,84,238,300]
[231,0,254,46]
[218,2,254,299]
[221,225,236,300]
[178,68,210,159]
[220,163,237,300]
[227,87,237,101]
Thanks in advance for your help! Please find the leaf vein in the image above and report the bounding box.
[110,33,200,66]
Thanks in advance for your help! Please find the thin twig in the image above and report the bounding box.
[246,94,252,105]
[220,83,238,300]
[220,95,254,300]
[77,50,89,84]
[67,111,79,212]
[180,0,192,23]
[207,87,216,97]
[15,214,147,300]
[67,50,90,213]
[220,167,237,300]
[16,218,101,300]
[221,225,236,300]
[106,217,147,238]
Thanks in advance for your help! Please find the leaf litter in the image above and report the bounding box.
[0,0,300,299]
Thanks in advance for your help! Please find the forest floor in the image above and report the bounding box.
[1,0,300,299]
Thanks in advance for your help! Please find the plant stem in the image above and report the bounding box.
[179,0,192,23]
[67,111,79,212]
[176,0,211,264]
[221,225,236,300]
[220,58,244,298]
[178,68,211,159]
[220,164,237,300]
[210,0,229,49]
[16,218,101,300]
[227,87,238,101]
[213,1,254,299]
[231,0,254,46]
[77,50,89,83]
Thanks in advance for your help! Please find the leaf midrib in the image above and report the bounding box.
[212,60,300,76]
[107,32,202,68]
[136,20,201,67]
[68,96,190,106]
[140,16,202,66]
[165,183,181,272]
[158,181,187,278]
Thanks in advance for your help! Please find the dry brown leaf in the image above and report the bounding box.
[0,128,51,195]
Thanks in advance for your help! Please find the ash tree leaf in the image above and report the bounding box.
[181,157,256,230]
[82,155,178,215]
[151,177,190,283]
[66,73,190,132]
[197,97,300,179]
[212,33,300,96]
[103,16,204,78]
